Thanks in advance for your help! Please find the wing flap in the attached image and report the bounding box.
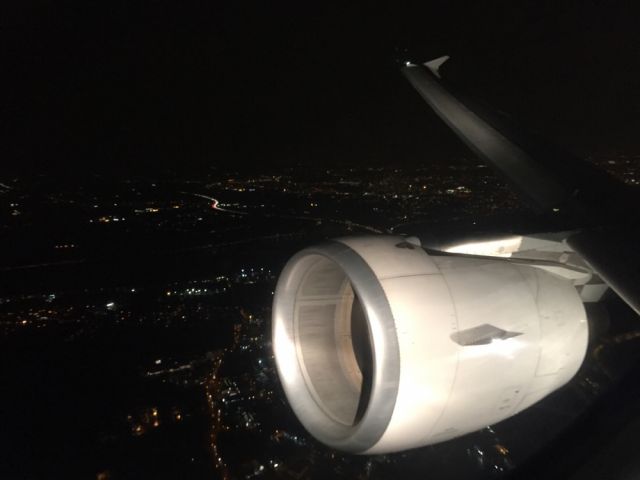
[568,229,640,316]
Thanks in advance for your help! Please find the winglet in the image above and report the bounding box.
[423,55,450,78]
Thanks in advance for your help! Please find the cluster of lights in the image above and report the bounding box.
[93,216,126,223]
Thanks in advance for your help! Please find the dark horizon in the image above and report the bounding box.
[3,2,640,178]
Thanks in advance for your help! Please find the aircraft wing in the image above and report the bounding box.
[402,56,640,315]
[403,57,567,211]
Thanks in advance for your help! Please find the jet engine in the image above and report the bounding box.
[272,236,588,454]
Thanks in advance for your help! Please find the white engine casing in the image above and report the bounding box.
[272,235,588,454]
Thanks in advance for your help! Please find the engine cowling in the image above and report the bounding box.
[272,236,588,454]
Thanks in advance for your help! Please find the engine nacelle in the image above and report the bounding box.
[272,236,588,454]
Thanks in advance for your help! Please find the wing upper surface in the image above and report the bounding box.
[402,57,640,316]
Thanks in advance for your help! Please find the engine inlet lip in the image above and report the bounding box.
[272,240,401,453]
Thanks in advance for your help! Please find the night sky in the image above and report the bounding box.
[3,2,640,176]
